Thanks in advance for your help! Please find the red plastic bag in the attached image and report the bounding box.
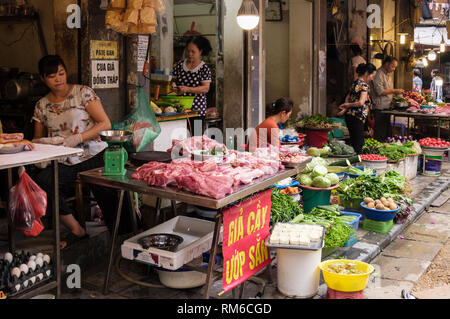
[8,168,47,234]
[9,185,34,231]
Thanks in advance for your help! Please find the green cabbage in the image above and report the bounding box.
[299,174,313,186]
[312,176,332,188]
[325,173,339,185]
[304,157,327,173]
[312,165,328,178]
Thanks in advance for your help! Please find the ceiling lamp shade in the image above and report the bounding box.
[237,0,260,30]
[399,33,407,45]
[440,36,446,53]
[428,50,437,61]
[423,57,429,67]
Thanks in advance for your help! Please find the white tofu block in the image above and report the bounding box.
[279,235,290,245]
[298,236,310,246]
[270,234,280,244]
[290,237,301,245]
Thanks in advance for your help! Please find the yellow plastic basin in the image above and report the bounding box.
[319,259,374,292]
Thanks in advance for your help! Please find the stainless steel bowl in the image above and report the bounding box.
[99,130,133,142]
[138,233,184,251]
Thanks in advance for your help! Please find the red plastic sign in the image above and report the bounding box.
[222,189,272,292]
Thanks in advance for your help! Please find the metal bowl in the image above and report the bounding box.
[99,130,133,143]
[138,233,184,251]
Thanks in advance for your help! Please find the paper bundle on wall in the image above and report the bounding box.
[105,0,166,35]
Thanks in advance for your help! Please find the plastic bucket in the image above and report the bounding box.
[277,247,322,298]
[302,188,332,214]
[361,159,387,173]
[319,259,374,292]
[306,129,331,148]
[405,154,419,180]
[421,148,446,176]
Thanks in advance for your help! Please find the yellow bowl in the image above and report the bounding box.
[319,259,374,292]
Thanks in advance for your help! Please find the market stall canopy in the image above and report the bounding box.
[414,27,449,47]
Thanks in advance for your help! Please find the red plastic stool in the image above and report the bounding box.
[326,288,365,299]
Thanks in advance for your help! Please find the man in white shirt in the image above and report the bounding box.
[371,56,404,141]
[349,44,366,84]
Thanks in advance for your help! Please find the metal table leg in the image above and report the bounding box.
[407,116,410,136]
[155,197,162,224]
[204,213,222,299]
[52,160,61,299]
[128,191,138,235]
[171,200,177,217]
[437,118,441,138]
[103,190,125,295]
[7,168,15,253]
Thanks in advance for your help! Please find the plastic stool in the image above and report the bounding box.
[391,122,405,136]
[326,288,365,299]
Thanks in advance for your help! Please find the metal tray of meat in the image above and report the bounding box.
[0,144,25,154]
[265,223,326,251]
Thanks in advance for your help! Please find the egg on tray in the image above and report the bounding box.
[11,267,21,278]
[35,257,43,268]
[27,260,36,272]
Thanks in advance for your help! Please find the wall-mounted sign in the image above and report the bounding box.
[137,35,149,72]
[91,60,119,89]
[90,40,118,60]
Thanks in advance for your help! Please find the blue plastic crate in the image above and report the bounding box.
[342,211,362,231]
[341,211,362,247]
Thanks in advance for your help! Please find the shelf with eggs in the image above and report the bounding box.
[0,251,53,297]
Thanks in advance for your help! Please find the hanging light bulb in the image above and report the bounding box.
[440,36,446,53]
[399,33,407,45]
[423,57,429,67]
[236,0,260,30]
[428,50,437,61]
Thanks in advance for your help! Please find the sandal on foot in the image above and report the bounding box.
[61,232,89,249]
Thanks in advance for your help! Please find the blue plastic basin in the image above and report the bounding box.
[360,202,400,221]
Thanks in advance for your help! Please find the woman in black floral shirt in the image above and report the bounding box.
[338,63,376,154]
[171,36,212,132]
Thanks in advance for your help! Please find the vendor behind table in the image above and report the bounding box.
[371,56,404,142]
[248,97,293,152]
[170,36,212,133]
[29,55,135,249]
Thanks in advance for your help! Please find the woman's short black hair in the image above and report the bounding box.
[356,63,377,76]
[267,97,293,116]
[350,44,362,56]
[413,69,421,77]
[38,55,67,78]
[382,55,398,65]
[186,36,212,56]
[432,69,439,76]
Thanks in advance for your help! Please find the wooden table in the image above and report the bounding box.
[0,144,83,299]
[381,110,450,138]
[79,161,309,298]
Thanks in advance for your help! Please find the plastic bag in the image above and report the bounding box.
[112,87,161,153]
[8,168,47,233]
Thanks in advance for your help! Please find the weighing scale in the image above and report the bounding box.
[99,130,133,176]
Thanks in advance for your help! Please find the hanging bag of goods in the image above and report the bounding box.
[140,7,157,25]
[8,168,47,236]
[128,0,144,10]
[109,0,126,9]
[143,0,166,13]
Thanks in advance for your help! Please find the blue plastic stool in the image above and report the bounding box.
[391,122,405,136]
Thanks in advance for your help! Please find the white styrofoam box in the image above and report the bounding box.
[121,216,223,270]
[361,160,387,173]
[149,119,188,152]
[386,159,406,176]
[405,155,419,180]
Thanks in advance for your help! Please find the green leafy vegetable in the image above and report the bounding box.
[271,189,303,224]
